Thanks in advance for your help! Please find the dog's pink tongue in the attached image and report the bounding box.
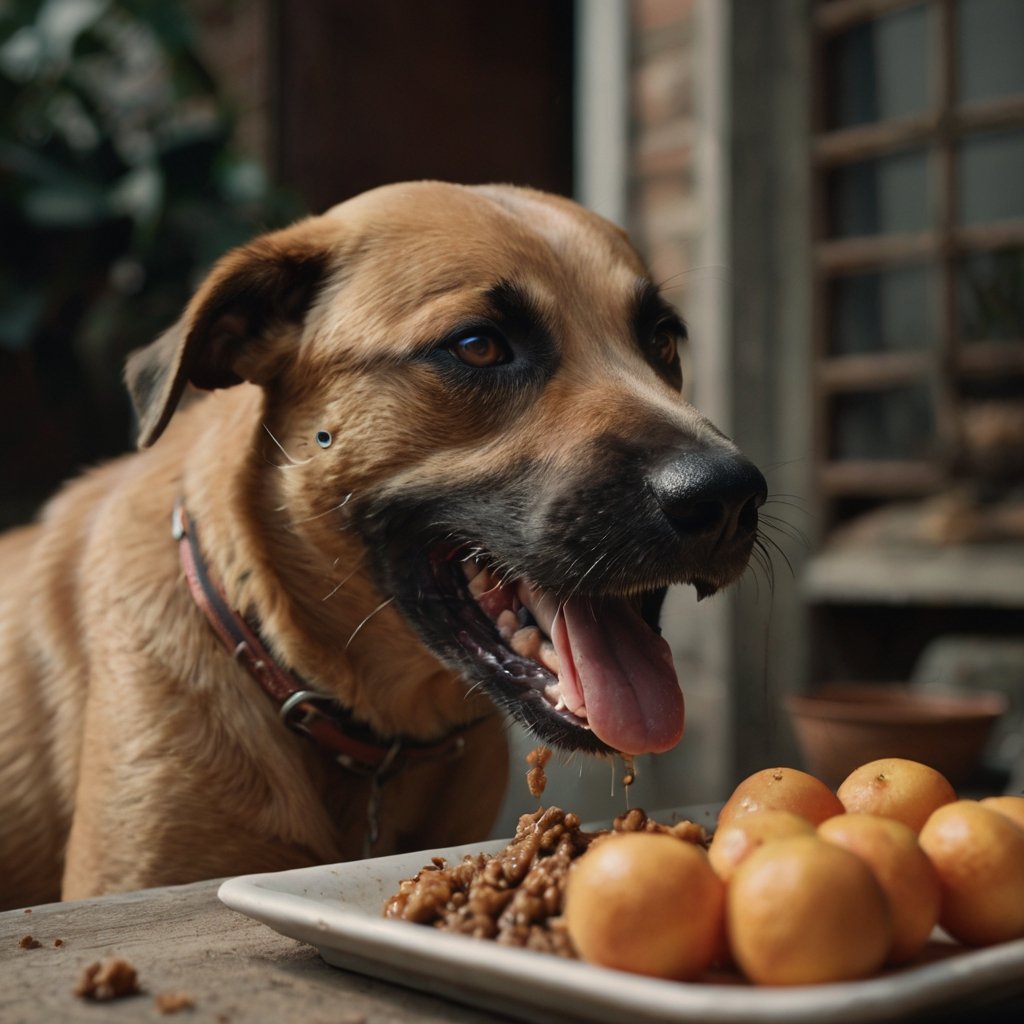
[551,596,684,755]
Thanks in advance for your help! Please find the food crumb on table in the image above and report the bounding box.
[155,991,195,1014]
[18,935,41,949]
[74,957,141,1000]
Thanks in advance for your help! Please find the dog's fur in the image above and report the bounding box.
[0,182,764,908]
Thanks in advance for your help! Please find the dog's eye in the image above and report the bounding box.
[449,333,512,368]
[650,325,678,366]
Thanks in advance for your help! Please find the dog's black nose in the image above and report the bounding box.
[650,451,768,543]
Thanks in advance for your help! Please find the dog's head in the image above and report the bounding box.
[125,181,766,757]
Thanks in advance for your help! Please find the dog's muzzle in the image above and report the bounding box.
[357,443,767,758]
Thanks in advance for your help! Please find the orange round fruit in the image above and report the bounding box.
[726,835,892,985]
[718,767,844,827]
[818,813,940,964]
[979,795,1024,831]
[708,809,815,882]
[918,799,1024,947]
[564,832,724,980]
[837,758,956,833]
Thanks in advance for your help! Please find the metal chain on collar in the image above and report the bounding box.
[357,733,471,859]
[362,739,402,859]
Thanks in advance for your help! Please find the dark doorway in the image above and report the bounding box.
[273,0,576,211]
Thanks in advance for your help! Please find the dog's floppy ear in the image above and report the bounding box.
[124,223,330,448]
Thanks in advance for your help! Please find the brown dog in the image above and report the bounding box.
[0,182,766,908]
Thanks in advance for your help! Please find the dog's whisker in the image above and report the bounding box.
[577,552,606,585]
[748,561,770,604]
[740,554,763,603]
[766,490,809,505]
[321,557,368,602]
[563,551,610,604]
[655,265,732,294]
[344,595,396,651]
[293,494,353,525]
[263,423,314,466]
[739,535,777,596]
[753,531,776,570]
[757,531,796,581]
[462,679,488,702]
[763,496,812,517]
[758,550,777,596]
[757,544,780,598]
[758,514,808,548]
[555,526,616,591]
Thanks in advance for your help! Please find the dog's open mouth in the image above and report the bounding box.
[423,546,685,757]
[361,444,763,758]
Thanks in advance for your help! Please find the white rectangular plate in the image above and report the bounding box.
[218,807,1024,1024]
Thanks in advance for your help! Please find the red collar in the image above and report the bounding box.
[172,502,479,777]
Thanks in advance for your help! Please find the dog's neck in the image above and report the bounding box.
[173,500,480,778]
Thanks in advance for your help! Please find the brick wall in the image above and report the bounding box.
[629,0,698,300]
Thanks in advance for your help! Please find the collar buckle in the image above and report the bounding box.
[278,689,337,730]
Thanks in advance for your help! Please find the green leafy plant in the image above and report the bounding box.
[0,0,299,517]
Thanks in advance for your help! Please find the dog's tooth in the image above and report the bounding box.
[515,581,557,637]
[557,676,588,720]
[539,641,560,676]
[468,568,491,597]
[462,558,483,583]
[509,625,542,660]
[545,683,590,723]
[548,688,567,711]
[496,609,519,640]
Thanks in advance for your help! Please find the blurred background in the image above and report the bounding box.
[1,0,1022,830]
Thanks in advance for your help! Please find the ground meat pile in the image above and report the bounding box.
[383,805,709,956]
